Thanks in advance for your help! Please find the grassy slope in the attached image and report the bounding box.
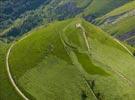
[79,0,131,17]
[0,42,22,100]
[96,1,135,36]
[82,19,135,99]
[9,19,99,100]
[101,16,135,36]
[8,18,135,100]
[97,0,135,19]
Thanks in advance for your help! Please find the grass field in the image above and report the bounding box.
[8,18,135,100]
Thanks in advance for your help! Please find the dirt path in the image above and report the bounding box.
[113,38,133,56]
[76,23,91,52]
[6,33,32,100]
[6,43,29,100]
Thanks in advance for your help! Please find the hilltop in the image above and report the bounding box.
[7,18,135,100]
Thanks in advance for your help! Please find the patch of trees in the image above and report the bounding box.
[55,2,83,20]
[0,0,51,32]
[88,80,104,100]
[81,90,87,100]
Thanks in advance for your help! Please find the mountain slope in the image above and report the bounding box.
[0,0,51,33]
[81,0,132,20]
[7,18,135,100]
[96,1,135,46]
[0,0,132,41]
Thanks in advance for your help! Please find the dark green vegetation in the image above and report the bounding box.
[0,42,22,100]
[0,0,50,33]
[0,0,132,41]
[8,18,135,100]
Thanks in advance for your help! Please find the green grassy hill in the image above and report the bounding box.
[1,0,131,41]
[95,1,135,46]
[8,18,135,100]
